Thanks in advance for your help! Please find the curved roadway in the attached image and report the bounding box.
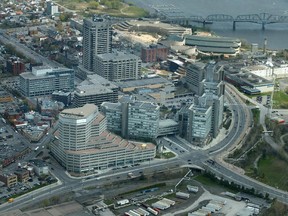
[1,86,288,213]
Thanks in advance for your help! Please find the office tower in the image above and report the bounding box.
[51,104,156,174]
[94,52,141,81]
[127,101,160,139]
[82,15,112,71]
[185,62,206,95]
[101,96,160,140]
[47,1,58,16]
[187,96,212,146]
[201,62,225,138]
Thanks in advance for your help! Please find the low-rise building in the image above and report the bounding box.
[6,57,25,75]
[52,91,72,107]
[157,119,179,137]
[14,169,30,183]
[29,159,49,176]
[116,77,175,93]
[141,45,168,63]
[185,35,241,56]
[19,66,75,97]
[73,74,118,107]
[0,173,17,187]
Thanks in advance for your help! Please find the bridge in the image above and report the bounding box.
[162,13,288,30]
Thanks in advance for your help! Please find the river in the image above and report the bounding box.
[126,0,288,50]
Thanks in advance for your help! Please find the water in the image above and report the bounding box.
[127,0,288,50]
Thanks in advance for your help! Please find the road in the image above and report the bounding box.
[1,85,288,213]
[0,29,62,68]
[0,47,286,212]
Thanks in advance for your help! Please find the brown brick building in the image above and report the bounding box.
[6,57,25,75]
[0,173,17,187]
[15,169,30,183]
[141,45,168,63]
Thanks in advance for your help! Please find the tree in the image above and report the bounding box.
[88,1,99,9]
[59,12,73,22]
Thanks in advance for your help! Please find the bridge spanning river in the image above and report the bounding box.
[162,13,288,30]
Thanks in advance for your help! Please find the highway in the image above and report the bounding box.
[1,84,288,213]
[0,31,287,211]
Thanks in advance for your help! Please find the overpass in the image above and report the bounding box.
[162,13,288,30]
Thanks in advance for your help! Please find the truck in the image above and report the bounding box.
[147,207,158,215]
[176,192,190,199]
[127,210,141,216]
[187,185,199,193]
[136,208,150,216]
[152,201,170,210]
[161,198,175,206]
[117,199,129,206]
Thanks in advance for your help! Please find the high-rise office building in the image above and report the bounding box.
[47,1,58,16]
[201,62,225,138]
[82,16,112,71]
[187,96,212,146]
[94,52,141,81]
[127,101,160,139]
[186,62,206,95]
[51,104,156,174]
[180,61,225,145]
[101,96,160,140]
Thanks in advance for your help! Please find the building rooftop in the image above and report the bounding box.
[96,52,140,61]
[29,159,48,168]
[185,35,240,43]
[115,77,173,89]
[130,101,159,110]
[75,74,118,96]
[101,102,121,110]
[61,104,98,119]
[159,119,178,128]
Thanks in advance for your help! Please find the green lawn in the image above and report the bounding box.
[55,0,148,18]
[194,175,219,187]
[156,152,176,159]
[121,6,149,17]
[273,91,288,108]
[257,155,288,190]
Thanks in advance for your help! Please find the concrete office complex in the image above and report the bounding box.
[101,96,160,140]
[19,66,74,97]
[94,52,141,81]
[187,97,212,146]
[186,62,206,95]
[51,104,156,174]
[179,62,225,145]
[201,63,225,138]
[127,100,160,139]
[73,74,118,107]
[82,16,112,71]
